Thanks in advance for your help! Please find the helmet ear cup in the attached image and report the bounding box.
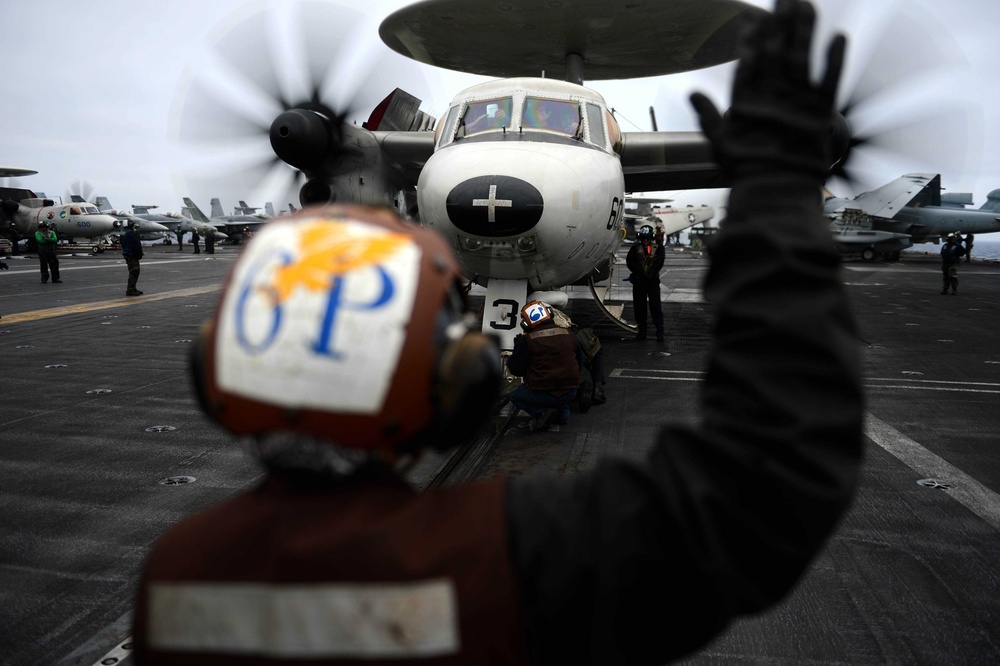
[433,332,501,451]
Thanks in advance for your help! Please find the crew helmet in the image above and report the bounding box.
[37,221,48,228]
[125,219,136,228]
[190,204,501,454]
[637,224,655,240]
[520,300,553,330]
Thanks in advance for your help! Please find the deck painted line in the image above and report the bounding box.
[611,369,1000,395]
[0,285,221,324]
[865,413,1000,532]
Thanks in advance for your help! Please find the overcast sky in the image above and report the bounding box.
[4,0,999,219]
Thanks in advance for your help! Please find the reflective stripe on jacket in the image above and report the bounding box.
[134,475,530,665]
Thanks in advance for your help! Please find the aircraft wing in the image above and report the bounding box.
[378,131,438,187]
[619,131,726,193]
[828,173,940,220]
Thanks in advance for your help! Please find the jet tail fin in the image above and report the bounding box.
[210,198,225,218]
[95,196,113,212]
[182,197,210,222]
[979,189,1000,212]
[265,202,275,216]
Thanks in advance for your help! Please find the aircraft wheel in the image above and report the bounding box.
[91,246,101,255]
[861,248,876,262]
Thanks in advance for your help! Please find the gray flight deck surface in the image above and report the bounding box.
[1,242,999,664]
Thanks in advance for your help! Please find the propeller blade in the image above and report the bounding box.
[825,0,983,196]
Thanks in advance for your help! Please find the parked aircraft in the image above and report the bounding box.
[624,197,714,242]
[182,198,269,242]
[76,196,170,240]
[824,174,1000,261]
[1,196,121,247]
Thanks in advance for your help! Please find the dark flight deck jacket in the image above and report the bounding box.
[134,175,862,664]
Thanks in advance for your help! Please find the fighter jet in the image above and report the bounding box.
[79,196,171,240]
[825,174,1000,261]
[182,198,268,243]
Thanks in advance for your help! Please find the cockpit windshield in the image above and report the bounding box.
[460,97,512,135]
[523,98,580,136]
[83,206,99,214]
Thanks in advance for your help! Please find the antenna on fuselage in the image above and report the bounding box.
[650,107,659,132]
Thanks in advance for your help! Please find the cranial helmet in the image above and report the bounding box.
[125,219,136,228]
[190,204,501,454]
[520,300,553,330]
[637,224,655,240]
[37,221,48,228]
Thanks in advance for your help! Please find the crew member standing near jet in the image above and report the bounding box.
[121,219,144,296]
[34,220,61,284]
[191,230,201,254]
[174,227,184,252]
[964,232,974,263]
[626,223,665,341]
[132,2,863,663]
[940,233,966,295]
[507,300,581,431]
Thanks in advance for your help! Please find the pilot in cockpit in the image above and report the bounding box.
[528,99,579,135]
[466,101,508,132]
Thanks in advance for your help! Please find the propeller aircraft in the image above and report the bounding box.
[179,0,971,346]
[187,0,769,347]
[624,197,715,243]
[1,196,122,250]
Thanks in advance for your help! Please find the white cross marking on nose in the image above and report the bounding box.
[472,184,512,223]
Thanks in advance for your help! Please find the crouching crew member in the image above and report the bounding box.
[507,300,581,431]
[132,2,863,664]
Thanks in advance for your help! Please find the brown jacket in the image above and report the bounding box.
[134,475,530,665]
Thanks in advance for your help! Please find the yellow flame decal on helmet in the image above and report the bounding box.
[266,221,411,304]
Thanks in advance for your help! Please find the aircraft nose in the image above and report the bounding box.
[446,176,543,237]
[146,221,170,233]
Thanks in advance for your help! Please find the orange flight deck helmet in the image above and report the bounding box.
[191,204,501,454]
[519,300,553,330]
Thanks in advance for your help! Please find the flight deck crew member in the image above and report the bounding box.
[191,230,201,254]
[132,2,863,663]
[964,232,974,263]
[507,300,581,431]
[121,219,144,296]
[174,227,184,251]
[626,223,665,341]
[34,220,61,284]
[940,233,966,295]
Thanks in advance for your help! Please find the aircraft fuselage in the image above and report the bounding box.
[12,200,121,240]
[418,78,626,291]
[888,206,1000,243]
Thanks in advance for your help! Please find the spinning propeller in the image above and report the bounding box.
[65,179,95,205]
[823,0,983,196]
[172,1,439,209]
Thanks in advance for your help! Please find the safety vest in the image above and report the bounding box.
[133,475,531,665]
[523,326,580,392]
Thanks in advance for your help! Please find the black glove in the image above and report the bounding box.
[690,0,846,181]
